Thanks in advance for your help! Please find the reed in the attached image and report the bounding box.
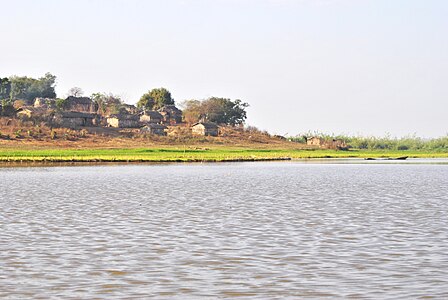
[289,133,448,151]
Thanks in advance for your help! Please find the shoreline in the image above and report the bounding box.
[1,157,447,169]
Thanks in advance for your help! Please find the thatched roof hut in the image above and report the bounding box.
[191,122,219,136]
[158,105,182,124]
[140,123,167,135]
[65,96,95,113]
[140,110,163,124]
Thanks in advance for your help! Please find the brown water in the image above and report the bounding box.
[1,161,448,299]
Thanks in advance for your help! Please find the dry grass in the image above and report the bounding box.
[0,117,304,150]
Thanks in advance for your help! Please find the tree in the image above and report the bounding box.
[181,97,249,125]
[68,87,84,97]
[38,73,57,98]
[202,97,248,125]
[180,100,203,124]
[136,92,155,110]
[91,92,123,115]
[9,72,57,103]
[0,77,11,101]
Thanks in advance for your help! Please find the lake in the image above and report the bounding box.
[1,160,448,299]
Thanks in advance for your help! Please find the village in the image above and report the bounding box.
[0,94,349,150]
[0,73,347,149]
[11,96,221,137]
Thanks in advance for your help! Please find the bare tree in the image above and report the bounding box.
[68,87,84,97]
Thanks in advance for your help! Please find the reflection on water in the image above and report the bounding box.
[1,162,448,298]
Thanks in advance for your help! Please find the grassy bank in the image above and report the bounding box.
[0,147,447,163]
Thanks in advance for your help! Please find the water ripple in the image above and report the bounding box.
[1,162,448,299]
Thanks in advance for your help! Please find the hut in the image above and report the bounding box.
[158,105,182,124]
[140,111,163,124]
[306,137,325,146]
[106,114,140,128]
[191,122,219,136]
[307,137,347,150]
[140,123,167,136]
[65,96,95,113]
[327,139,348,150]
[59,112,96,128]
[16,106,49,119]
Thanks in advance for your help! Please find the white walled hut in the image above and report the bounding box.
[191,122,219,136]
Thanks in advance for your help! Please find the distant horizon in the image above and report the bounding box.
[2,0,447,137]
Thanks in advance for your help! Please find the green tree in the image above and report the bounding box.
[91,92,123,115]
[181,97,249,125]
[55,98,67,111]
[140,88,174,110]
[202,97,248,125]
[0,77,11,101]
[38,73,57,98]
[9,72,56,103]
[136,92,155,110]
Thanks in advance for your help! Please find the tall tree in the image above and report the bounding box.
[136,92,155,110]
[204,97,248,125]
[38,73,57,98]
[181,100,203,124]
[151,88,174,110]
[137,88,174,110]
[0,77,11,100]
[9,72,56,103]
[91,92,123,115]
[181,97,249,125]
[68,87,84,97]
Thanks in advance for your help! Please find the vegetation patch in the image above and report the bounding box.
[0,147,447,163]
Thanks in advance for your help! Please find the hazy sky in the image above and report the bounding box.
[1,0,447,137]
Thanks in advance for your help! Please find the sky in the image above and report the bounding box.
[1,0,447,137]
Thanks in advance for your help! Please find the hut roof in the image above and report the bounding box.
[17,106,49,114]
[108,113,139,121]
[192,122,218,129]
[142,123,167,129]
[61,111,95,118]
[158,105,182,113]
[65,96,93,105]
[141,110,163,118]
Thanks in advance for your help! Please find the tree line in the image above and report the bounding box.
[0,73,56,103]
